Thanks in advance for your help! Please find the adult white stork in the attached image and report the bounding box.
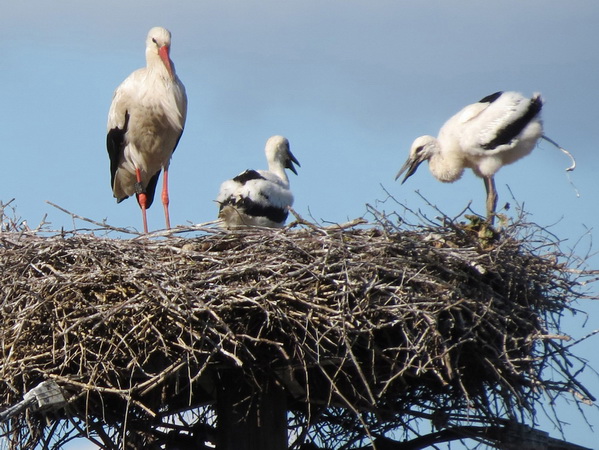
[396,91,546,222]
[216,135,300,228]
[107,26,187,233]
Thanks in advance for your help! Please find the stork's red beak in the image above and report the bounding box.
[158,45,174,78]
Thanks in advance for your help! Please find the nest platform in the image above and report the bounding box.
[0,210,595,449]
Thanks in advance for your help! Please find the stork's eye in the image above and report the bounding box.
[152,38,158,45]
[415,145,425,154]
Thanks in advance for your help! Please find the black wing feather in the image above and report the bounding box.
[220,195,288,224]
[233,170,266,184]
[137,170,161,209]
[241,198,288,224]
[478,91,503,104]
[106,111,130,193]
[482,95,543,150]
[170,128,184,157]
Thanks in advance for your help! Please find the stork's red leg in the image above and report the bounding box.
[162,168,171,229]
[135,168,149,234]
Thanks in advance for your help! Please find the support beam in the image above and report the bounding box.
[216,371,287,450]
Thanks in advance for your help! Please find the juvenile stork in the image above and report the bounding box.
[107,26,187,233]
[396,91,545,222]
[216,135,300,228]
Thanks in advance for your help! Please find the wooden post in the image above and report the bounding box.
[216,371,288,450]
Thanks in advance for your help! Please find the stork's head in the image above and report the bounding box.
[395,135,437,183]
[266,135,301,176]
[146,27,174,78]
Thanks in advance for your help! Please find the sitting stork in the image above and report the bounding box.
[217,135,300,228]
[107,26,187,233]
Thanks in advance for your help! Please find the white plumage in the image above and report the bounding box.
[217,135,300,228]
[107,26,187,233]
[396,91,544,222]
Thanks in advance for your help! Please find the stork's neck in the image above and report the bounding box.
[427,142,465,183]
[269,162,290,187]
[146,50,174,80]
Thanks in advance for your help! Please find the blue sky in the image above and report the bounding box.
[2,1,599,448]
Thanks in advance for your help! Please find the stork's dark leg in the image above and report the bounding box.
[135,168,149,234]
[484,176,498,224]
[162,167,171,230]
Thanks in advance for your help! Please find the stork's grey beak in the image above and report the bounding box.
[286,150,301,175]
[395,156,423,184]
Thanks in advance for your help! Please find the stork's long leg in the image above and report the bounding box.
[484,176,498,224]
[135,168,149,234]
[162,167,171,230]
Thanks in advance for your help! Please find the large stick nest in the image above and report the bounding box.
[0,204,595,449]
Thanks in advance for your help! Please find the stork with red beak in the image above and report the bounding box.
[107,26,187,233]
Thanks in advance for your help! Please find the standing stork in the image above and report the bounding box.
[107,26,187,233]
[395,91,551,223]
[216,135,300,228]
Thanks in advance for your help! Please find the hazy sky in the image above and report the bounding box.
[2,1,599,448]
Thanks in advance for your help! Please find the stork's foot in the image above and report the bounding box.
[463,214,498,247]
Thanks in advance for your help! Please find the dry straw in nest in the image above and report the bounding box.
[0,201,596,449]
